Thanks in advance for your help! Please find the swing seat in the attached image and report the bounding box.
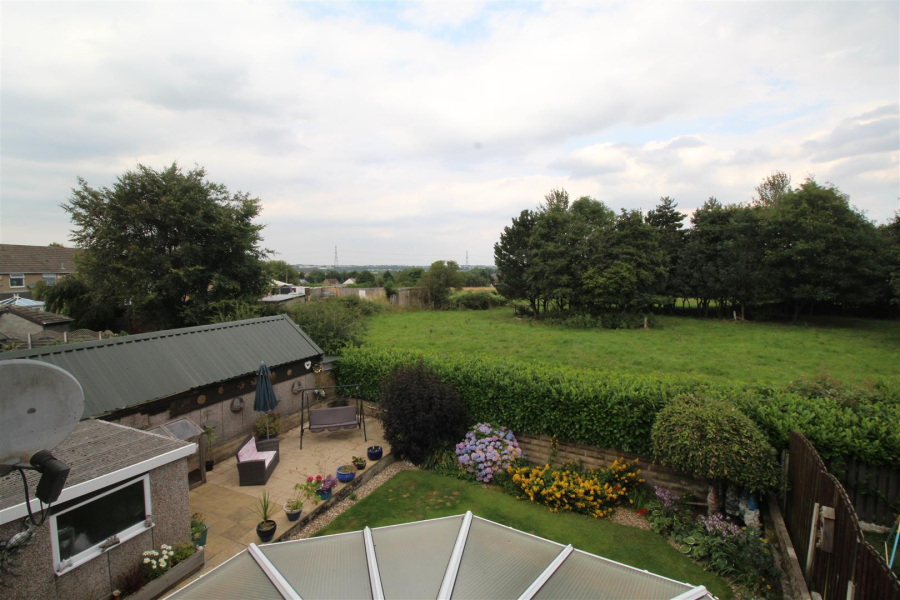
[308,405,359,432]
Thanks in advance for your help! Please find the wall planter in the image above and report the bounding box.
[336,466,355,484]
[129,546,205,600]
[367,446,383,461]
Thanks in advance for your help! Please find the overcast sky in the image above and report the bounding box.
[1,1,898,267]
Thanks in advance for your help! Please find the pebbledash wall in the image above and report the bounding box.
[517,433,708,499]
[109,365,326,464]
[0,459,190,600]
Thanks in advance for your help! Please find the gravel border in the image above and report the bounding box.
[289,460,419,539]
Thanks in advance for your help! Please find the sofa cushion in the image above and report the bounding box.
[259,451,277,468]
[237,437,258,462]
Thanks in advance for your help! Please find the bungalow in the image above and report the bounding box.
[0,315,325,487]
[0,419,196,600]
[0,244,81,300]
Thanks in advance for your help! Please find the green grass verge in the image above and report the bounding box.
[366,308,900,386]
[316,470,733,599]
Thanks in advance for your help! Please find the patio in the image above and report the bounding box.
[188,417,389,573]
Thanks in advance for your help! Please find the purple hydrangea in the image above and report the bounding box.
[455,423,522,482]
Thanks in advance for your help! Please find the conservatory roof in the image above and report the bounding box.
[167,512,714,600]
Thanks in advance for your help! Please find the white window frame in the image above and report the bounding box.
[42,273,57,286]
[9,273,25,288]
[50,474,153,575]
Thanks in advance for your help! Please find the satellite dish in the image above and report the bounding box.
[0,360,84,473]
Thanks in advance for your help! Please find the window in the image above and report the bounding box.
[9,273,24,288]
[50,475,152,573]
[42,274,57,286]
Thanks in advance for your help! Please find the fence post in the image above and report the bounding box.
[27,333,32,349]
[806,502,820,577]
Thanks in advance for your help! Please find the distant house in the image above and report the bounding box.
[0,305,73,338]
[0,244,81,299]
[343,277,356,285]
[323,278,340,286]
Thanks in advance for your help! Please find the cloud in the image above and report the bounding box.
[1,0,898,263]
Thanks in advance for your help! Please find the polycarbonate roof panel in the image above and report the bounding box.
[167,551,282,600]
[452,518,563,599]
[533,549,697,600]
[372,515,463,599]
[261,531,372,600]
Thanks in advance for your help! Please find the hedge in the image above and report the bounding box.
[335,346,900,466]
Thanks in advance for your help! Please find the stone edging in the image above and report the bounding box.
[275,453,397,542]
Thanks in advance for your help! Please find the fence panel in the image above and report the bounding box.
[784,431,899,600]
[833,459,900,527]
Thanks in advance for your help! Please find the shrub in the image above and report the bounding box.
[254,413,282,438]
[378,362,468,464]
[335,347,900,466]
[448,290,507,310]
[455,423,522,482]
[507,458,644,518]
[651,395,778,493]
[171,542,196,564]
[288,298,372,354]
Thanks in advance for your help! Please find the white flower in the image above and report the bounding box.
[159,560,166,568]
[143,558,150,564]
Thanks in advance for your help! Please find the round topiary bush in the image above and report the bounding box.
[379,362,468,464]
[651,395,778,494]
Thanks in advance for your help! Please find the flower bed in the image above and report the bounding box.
[507,458,643,519]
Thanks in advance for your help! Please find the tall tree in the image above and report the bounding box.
[420,260,464,308]
[645,196,686,307]
[753,171,792,206]
[494,209,538,315]
[761,179,883,320]
[264,260,300,285]
[64,163,267,330]
[678,198,731,316]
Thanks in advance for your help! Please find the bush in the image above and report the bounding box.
[288,298,373,354]
[448,290,507,310]
[378,362,468,464]
[336,346,900,466]
[254,413,282,438]
[455,423,522,482]
[652,395,778,492]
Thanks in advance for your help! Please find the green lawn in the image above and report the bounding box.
[317,470,733,599]
[365,308,900,386]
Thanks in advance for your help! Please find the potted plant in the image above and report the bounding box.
[255,491,277,543]
[352,456,367,470]
[315,474,338,502]
[283,496,303,522]
[190,512,209,547]
[367,445,383,461]
[254,413,282,440]
[202,426,217,472]
[336,465,356,483]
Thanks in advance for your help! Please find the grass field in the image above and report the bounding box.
[365,308,900,386]
[317,470,733,598]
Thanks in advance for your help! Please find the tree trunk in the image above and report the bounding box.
[792,300,803,322]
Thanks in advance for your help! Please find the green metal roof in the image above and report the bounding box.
[0,315,323,418]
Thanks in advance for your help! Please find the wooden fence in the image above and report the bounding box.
[1,328,114,350]
[830,459,900,527]
[784,431,899,600]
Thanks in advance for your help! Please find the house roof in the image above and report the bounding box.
[323,278,340,285]
[0,295,45,308]
[168,513,713,600]
[0,305,74,326]
[0,244,81,274]
[0,315,323,418]
[0,419,194,524]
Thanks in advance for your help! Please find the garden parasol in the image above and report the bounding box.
[254,363,279,437]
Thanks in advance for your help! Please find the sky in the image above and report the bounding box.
[1,1,898,267]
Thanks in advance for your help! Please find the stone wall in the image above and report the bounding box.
[0,458,191,600]
[517,433,708,499]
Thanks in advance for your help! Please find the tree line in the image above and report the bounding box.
[494,173,899,321]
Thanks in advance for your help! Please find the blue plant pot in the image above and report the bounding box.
[315,488,332,502]
[336,468,356,483]
[367,446,383,461]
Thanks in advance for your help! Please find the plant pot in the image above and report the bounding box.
[256,520,277,543]
[354,461,366,471]
[284,504,302,522]
[205,460,214,472]
[256,434,278,441]
[192,524,210,548]
[315,488,332,502]
[367,446,383,461]
[336,467,355,484]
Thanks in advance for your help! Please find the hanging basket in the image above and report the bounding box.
[230,397,245,413]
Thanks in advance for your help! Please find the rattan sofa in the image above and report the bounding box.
[235,435,280,486]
